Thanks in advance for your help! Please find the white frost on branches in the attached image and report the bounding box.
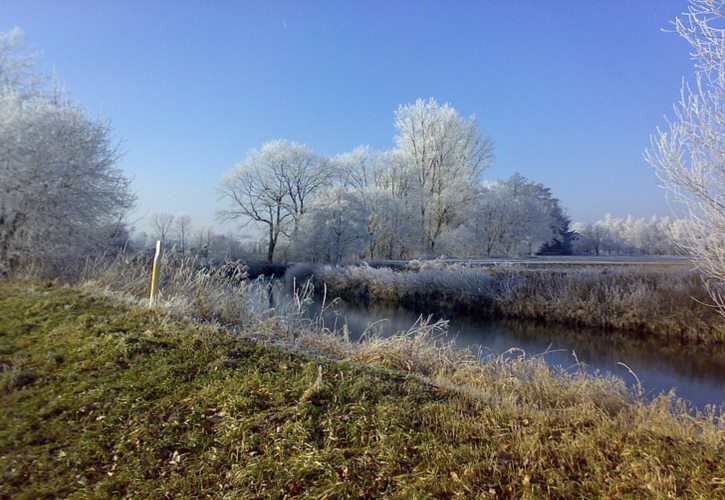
[646,0,725,313]
[394,98,494,252]
[0,29,134,275]
[217,140,330,262]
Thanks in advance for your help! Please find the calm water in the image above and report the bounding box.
[253,281,725,410]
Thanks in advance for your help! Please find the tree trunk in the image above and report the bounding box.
[267,240,275,262]
[267,225,276,262]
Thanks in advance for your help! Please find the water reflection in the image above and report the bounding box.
[252,280,725,410]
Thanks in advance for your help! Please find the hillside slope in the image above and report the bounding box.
[0,282,722,497]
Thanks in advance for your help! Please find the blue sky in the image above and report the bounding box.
[2,0,694,233]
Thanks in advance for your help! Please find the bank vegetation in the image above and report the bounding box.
[2,256,723,496]
[288,262,725,345]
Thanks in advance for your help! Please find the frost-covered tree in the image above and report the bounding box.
[272,140,332,227]
[367,190,417,260]
[333,146,416,259]
[0,33,134,276]
[646,0,725,313]
[335,145,386,193]
[572,221,610,256]
[572,215,688,256]
[217,140,329,262]
[462,174,563,256]
[497,174,560,255]
[217,157,289,262]
[149,213,174,244]
[0,28,44,98]
[174,213,192,253]
[668,218,693,253]
[293,187,370,264]
[0,95,134,274]
[471,185,511,256]
[193,227,215,257]
[394,98,493,253]
[334,146,382,257]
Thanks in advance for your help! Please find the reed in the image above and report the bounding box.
[288,263,725,344]
[78,252,253,326]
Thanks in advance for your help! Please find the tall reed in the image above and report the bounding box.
[287,263,725,343]
[79,252,253,326]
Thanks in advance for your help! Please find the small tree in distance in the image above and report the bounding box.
[646,0,725,315]
[149,213,175,245]
[174,214,192,253]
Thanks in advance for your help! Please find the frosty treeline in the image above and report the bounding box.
[0,29,134,276]
[572,215,690,256]
[134,214,250,263]
[219,99,579,263]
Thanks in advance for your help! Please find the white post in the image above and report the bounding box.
[149,240,162,307]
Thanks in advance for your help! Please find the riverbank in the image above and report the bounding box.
[288,263,725,345]
[1,280,723,497]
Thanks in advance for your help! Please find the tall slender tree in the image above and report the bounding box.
[394,98,493,253]
[174,214,192,253]
[149,213,175,245]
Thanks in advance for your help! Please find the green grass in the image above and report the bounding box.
[0,281,723,498]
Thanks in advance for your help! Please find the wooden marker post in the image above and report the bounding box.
[149,240,162,307]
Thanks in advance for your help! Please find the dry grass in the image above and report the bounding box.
[79,253,253,326]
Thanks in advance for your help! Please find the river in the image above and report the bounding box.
[253,280,725,410]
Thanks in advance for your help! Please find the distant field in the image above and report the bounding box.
[370,255,693,269]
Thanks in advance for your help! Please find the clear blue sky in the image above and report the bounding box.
[2,0,694,233]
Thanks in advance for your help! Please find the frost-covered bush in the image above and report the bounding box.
[0,29,134,277]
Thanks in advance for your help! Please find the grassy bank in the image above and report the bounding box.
[1,281,723,497]
[289,263,725,344]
